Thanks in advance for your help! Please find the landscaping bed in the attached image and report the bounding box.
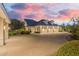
[9,29,31,36]
[55,40,79,56]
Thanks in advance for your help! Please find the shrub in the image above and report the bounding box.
[9,28,31,36]
[34,31,40,33]
[18,29,31,34]
[20,30,31,34]
[56,40,79,56]
[71,30,79,40]
[9,30,17,36]
[59,30,63,32]
[68,17,79,40]
[25,31,31,34]
[16,29,25,34]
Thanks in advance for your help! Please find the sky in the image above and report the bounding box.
[4,3,79,24]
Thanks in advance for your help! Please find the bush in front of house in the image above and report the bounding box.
[59,30,63,32]
[18,28,31,34]
[9,30,17,36]
[16,28,25,34]
[56,40,79,56]
[20,30,31,34]
[34,31,40,33]
[9,28,31,36]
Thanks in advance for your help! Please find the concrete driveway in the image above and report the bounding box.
[0,32,70,56]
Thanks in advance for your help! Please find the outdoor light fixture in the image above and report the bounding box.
[3,25,5,30]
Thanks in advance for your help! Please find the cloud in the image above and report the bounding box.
[59,9,79,18]
[9,3,59,20]
[68,9,79,17]
[11,3,27,10]
[25,14,35,19]
[52,9,79,23]
[7,11,21,19]
[7,3,79,23]
[58,9,69,16]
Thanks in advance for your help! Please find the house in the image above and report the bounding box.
[24,19,62,34]
[24,19,37,32]
[0,4,10,45]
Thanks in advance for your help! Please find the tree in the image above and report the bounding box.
[70,17,79,40]
[61,23,66,31]
[10,19,25,30]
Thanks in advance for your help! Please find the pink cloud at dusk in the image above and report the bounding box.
[54,9,79,22]
[68,9,79,17]
[14,4,48,20]
[4,3,79,24]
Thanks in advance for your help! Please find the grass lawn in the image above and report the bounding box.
[52,40,79,56]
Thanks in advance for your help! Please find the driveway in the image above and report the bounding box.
[0,32,70,56]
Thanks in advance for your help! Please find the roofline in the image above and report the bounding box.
[0,3,10,23]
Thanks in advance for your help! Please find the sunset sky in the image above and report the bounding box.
[4,3,79,24]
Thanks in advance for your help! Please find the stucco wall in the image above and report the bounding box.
[4,22,8,40]
[0,18,9,45]
[0,18,4,45]
[0,4,10,45]
[25,25,62,34]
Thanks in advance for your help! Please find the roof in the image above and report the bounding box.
[0,3,10,23]
[24,19,37,26]
[48,20,54,25]
[37,20,49,25]
[25,19,59,26]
